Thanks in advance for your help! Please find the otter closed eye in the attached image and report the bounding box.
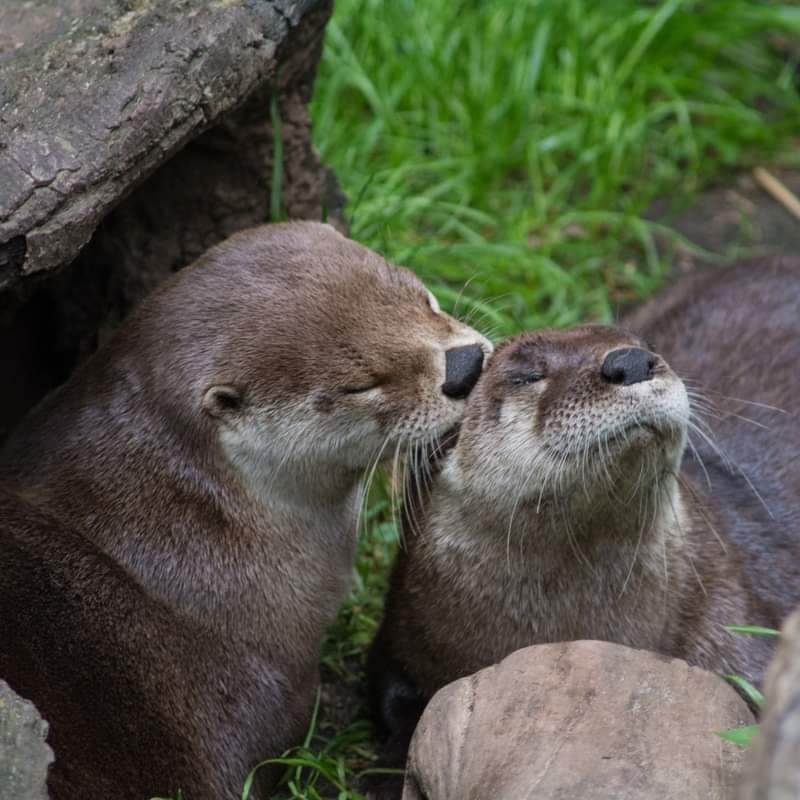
[511,372,545,386]
[340,380,384,395]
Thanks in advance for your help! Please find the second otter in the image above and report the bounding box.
[370,259,800,756]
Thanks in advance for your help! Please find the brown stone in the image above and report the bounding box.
[739,608,800,800]
[404,640,753,800]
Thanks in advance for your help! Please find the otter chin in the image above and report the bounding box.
[368,261,800,786]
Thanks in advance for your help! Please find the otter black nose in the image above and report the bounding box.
[442,344,485,399]
[601,347,656,386]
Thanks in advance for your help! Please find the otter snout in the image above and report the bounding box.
[442,344,485,399]
[601,347,656,386]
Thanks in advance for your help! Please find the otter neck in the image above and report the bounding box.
[452,468,686,568]
[220,429,364,513]
[425,467,698,657]
[4,382,362,660]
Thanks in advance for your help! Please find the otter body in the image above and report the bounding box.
[0,222,490,799]
[370,260,800,766]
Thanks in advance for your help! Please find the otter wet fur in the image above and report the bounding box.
[0,222,491,800]
[368,259,800,787]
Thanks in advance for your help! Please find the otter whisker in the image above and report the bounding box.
[404,437,424,543]
[458,291,516,334]
[626,457,647,505]
[689,399,771,431]
[391,435,405,507]
[685,396,724,419]
[687,419,775,520]
[648,463,674,597]
[398,439,420,550]
[413,438,433,525]
[356,431,395,540]
[506,467,537,575]
[601,434,618,492]
[682,381,788,415]
[672,469,728,554]
[620,475,651,597]
[685,433,712,491]
[420,433,441,487]
[556,445,574,499]
[664,481,708,598]
[687,419,732,471]
[689,401,719,424]
[733,463,775,521]
[459,291,516,320]
[557,492,596,576]
[578,437,593,503]
[403,432,441,545]
[450,274,482,320]
[601,431,627,503]
[688,411,721,441]
[535,459,551,513]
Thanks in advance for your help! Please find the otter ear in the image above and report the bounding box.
[202,385,244,419]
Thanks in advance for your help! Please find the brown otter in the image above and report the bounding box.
[368,259,800,785]
[0,221,491,800]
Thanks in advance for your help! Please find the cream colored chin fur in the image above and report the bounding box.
[450,374,689,505]
[219,332,491,507]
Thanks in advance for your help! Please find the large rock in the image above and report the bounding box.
[0,0,338,441]
[403,640,752,800]
[0,680,53,800]
[739,609,800,800]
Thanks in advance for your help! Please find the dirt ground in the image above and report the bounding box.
[654,165,800,269]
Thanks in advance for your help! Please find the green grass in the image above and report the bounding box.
[286,0,800,795]
[240,690,403,800]
[715,625,781,749]
[313,0,800,336]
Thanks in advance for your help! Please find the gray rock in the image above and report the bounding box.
[0,0,338,442]
[739,609,800,800]
[404,640,752,800]
[0,0,329,281]
[0,680,53,800]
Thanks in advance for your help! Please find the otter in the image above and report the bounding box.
[368,259,800,783]
[0,221,491,800]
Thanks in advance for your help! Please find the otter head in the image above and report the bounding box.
[449,325,689,514]
[160,222,491,495]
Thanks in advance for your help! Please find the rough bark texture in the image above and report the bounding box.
[0,0,340,440]
[739,608,800,800]
[0,680,53,800]
[404,641,753,800]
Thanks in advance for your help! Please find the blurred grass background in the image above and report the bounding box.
[312,0,800,335]
[270,0,800,796]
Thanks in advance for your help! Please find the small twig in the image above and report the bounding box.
[752,166,800,224]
